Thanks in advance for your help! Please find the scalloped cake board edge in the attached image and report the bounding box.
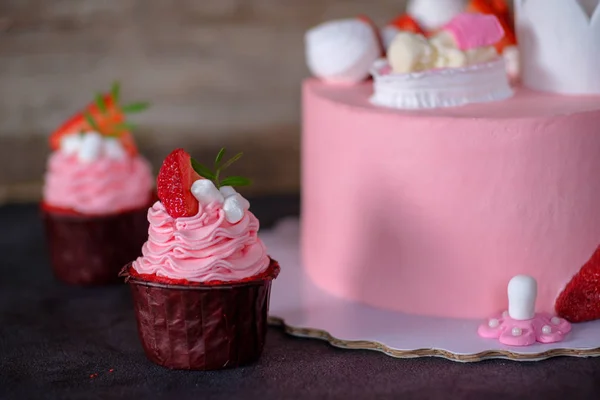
[261,218,600,363]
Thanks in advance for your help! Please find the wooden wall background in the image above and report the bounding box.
[0,0,409,202]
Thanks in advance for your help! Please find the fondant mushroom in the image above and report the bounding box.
[478,275,572,346]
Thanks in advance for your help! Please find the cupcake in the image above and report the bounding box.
[121,148,279,370]
[42,82,155,285]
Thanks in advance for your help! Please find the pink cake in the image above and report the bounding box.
[301,2,600,342]
[301,80,600,319]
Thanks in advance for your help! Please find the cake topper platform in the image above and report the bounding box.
[262,218,600,362]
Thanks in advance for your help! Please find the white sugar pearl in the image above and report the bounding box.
[511,327,522,337]
[60,133,82,155]
[103,137,126,160]
[488,318,500,328]
[77,132,104,163]
[502,311,509,318]
[219,186,237,198]
[191,179,225,207]
[542,325,552,335]
[551,317,561,325]
[223,194,245,224]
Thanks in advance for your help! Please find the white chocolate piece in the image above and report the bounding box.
[434,46,467,69]
[223,194,245,224]
[465,46,498,65]
[305,18,380,84]
[507,275,537,321]
[219,186,237,198]
[191,179,225,207]
[60,133,82,156]
[103,137,127,160]
[388,32,437,73]
[407,0,467,31]
[77,132,104,163]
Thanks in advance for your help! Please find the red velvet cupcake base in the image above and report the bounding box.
[121,260,280,370]
[42,204,150,285]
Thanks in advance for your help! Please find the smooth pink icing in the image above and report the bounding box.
[131,201,270,283]
[43,152,153,215]
[478,312,571,346]
[442,13,504,50]
[301,78,600,319]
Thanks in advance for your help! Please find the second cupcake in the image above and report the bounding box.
[42,82,154,285]
[121,148,280,370]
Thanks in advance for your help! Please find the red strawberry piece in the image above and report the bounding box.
[388,14,426,36]
[555,245,600,323]
[49,94,138,156]
[157,148,201,218]
[357,14,385,57]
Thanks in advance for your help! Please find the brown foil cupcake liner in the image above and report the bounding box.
[42,204,150,286]
[120,259,280,370]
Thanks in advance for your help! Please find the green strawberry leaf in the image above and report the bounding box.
[95,94,107,113]
[84,112,99,131]
[220,176,252,187]
[191,159,216,180]
[215,147,226,166]
[219,152,243,171]
[122,102,150,114]
[111,81,121,103]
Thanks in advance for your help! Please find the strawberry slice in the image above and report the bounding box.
[50,90,142,156]
[157,149,201,218]
[388,14,426,36]
[467,0,516,51]
[555,246,600,323]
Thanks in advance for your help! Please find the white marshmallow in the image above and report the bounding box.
[507,275,537,321]
[305,18,380,84]
[59,133,82,155]
[407,0,467,31]
[103,137,127,160]
[219,186,237,198]
[77,132,104,163]
[236,193,250,211]
[191,179,225,207]
[388,32,437,73]
[223,194,245,224]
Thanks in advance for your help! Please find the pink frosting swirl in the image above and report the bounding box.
[43,151,153,215]
[131,201,270,283]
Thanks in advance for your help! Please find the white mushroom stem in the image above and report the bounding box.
[507,275,537,321]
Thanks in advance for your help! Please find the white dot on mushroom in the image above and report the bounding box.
[542,325,552,335]
[488,318,499,328]
[551,317,561,325]
[511,327,522,337]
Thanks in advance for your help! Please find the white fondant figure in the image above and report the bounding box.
[406,0,467,31]
[515,0,600,94]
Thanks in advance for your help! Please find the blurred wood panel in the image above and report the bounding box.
[0,0,408,202]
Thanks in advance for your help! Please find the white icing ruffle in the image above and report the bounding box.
[369,57,513,110]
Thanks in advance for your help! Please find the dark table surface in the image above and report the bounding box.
[2,198,600,400]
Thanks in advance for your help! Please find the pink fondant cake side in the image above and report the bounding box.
[301,78,600,319]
